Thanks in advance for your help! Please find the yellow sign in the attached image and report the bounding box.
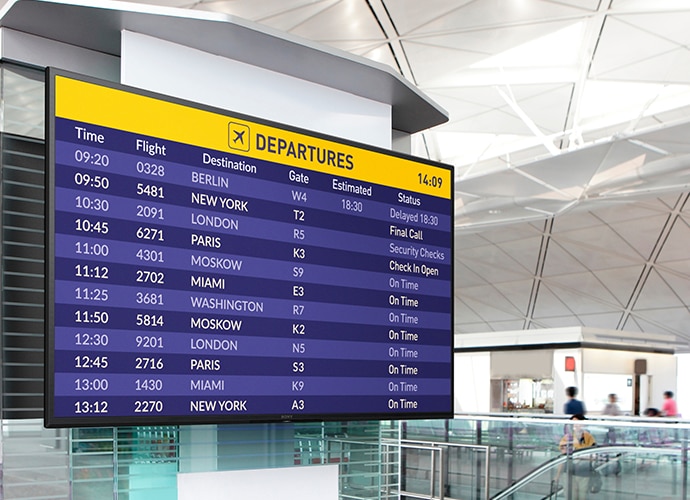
[55,75,451,199]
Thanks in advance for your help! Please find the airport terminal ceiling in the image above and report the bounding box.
[3,0,690,348]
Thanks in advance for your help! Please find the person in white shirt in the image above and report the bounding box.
[602,394,621,416]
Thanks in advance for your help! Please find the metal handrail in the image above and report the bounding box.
[403,438,491,500]
[381,438,491,500]
[491,444,683,499]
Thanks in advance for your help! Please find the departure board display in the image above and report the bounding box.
[45,68,454,427]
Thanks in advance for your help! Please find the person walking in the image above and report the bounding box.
[564,386,586,415]
[602,393,620,445]
[555,414,598,499]
[602,394,620,416]
[662,391,678,417]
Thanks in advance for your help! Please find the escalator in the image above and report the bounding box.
[492,445,685,499]
[398,442,687,500]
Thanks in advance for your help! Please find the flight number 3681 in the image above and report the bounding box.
[136,292,164,306]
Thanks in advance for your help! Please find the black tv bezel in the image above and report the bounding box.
[44,67,455,428]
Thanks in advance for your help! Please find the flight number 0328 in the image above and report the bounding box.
[136,161,165,177]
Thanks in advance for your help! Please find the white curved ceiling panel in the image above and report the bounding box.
[13,0,690,347]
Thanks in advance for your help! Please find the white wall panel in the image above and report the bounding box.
[121,31,391,148]
[491,350,552,378]
[454,352,490,412]
[676,353,690,418]
[178,464,338,500]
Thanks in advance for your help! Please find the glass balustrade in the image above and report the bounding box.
[386,415,690,500]
[2,414,688,499]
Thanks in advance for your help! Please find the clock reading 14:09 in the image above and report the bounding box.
[417,172,443,188]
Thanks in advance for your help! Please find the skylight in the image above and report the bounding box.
[471,22,585,71]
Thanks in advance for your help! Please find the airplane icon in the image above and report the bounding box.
[233,130,245,145]
[228,122,250,152]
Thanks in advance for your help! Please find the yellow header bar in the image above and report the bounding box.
[54,75,451,199]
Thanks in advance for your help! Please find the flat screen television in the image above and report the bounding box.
[45,68,454,427]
